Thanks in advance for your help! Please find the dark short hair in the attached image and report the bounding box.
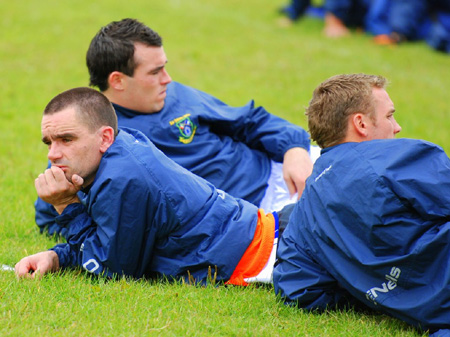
[86,18,163,91]
[44,87,118,136]
[306,74,387,148]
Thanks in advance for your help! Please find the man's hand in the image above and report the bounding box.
[35,166,83,214]
[283,147,313,199]
[15,251,60,279]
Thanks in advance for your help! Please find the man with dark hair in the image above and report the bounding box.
[17,87,290,285]
[36,18,318,236]
[86,19,163,92]
[85,18,314,211]
[273,74,450,335]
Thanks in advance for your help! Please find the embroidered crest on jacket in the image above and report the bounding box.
[169,113,197,144]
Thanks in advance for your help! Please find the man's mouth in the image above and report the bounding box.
[52,164,68,172]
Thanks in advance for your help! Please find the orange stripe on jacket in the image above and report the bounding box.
[226,209,275,286]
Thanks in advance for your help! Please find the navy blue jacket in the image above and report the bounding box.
[50,129,259,282]
[274,139,450,334]
[114,81,311,206]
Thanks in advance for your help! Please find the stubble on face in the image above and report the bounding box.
[368,88,400,140]
[42,108,104,186]
[122,44,172,114]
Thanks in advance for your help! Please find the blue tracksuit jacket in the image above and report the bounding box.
[114,81,311,206]
[50,128,259,282]
[273,139,450,335]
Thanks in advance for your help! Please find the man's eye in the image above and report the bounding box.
[62,138,72,143]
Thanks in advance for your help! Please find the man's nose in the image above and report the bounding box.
[47,144,62,161]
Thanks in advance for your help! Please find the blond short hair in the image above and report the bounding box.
[306,74,387,148]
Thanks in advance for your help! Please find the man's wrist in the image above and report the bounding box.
[48,250,60,272]
[54,197,81,214]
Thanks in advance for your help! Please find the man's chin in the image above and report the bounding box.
[153,100,165,113]
[65,173,75,183]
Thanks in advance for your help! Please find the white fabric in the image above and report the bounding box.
[259,145,321,212]
[309,144,322,163]
[244,236,278,284]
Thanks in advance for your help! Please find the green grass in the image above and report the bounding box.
[0,274,419,336]
[1,0,449,335]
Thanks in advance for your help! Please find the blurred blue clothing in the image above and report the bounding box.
[367,0,450,53]
[274,139,450,333]
[325,0,370,27]
[427,12,450,53]
[280,0,367,25]
[280,0,311,20]
[50,128,260,282]
[392,0,450,52]
[365,0,392,35]
[389,0,429,40]
[389,0,450,40]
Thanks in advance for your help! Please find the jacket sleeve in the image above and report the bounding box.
[35,191,85,238]
[35,196,66,236]
[197,90,310,162]
[274,220,351,310]
[50,176,165,278]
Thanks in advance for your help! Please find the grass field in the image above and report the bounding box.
[1,0,449,335]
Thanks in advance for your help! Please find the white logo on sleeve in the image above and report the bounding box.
[365,266,401,305]
[217,189,226,200]
[83,259,100,273]
[314,165,332,182]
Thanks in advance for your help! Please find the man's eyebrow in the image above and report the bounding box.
[41,133,76,144]
[150,65,165,73]
[149,60,169,73]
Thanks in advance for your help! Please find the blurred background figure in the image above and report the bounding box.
[323,0,369,37]
[279,0,450,54]
[365,0,392,41]
[279,0,313,21]
[279,0,370,37]
[368,0,450,54]
[427,10,450,53]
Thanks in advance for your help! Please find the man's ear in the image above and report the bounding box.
[99,126,115,153]
[351,113,369,138]
[108,71,126,91]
